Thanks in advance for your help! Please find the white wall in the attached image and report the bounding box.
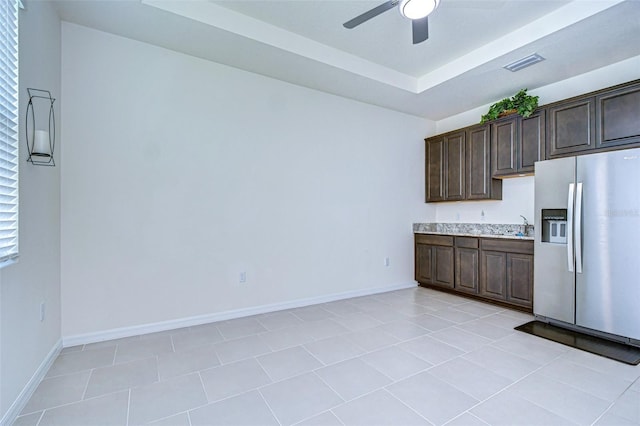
[427,55,640,225]
[0,1,61,422]
[60,23,434,338]
[433,176,534,224]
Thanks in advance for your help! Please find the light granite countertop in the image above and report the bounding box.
[413,223,534,240]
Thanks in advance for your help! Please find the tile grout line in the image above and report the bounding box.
[443,410,491,426]
[588,371,640,425]
[298,344,330,368]
[386,389,437,426]
[112,342,119,366]
[292,409,346,426]
[125,388,131,426]
[446,345,577,425]
[196,371,210,404]
[359,330,545,424]
[256,386,284,426]
[169,334,176,353]
[154,354,160,383]
[21,388,133,421]
[80,369,93,401]
[524,352,638,405]
[589,399,618,426]
[33,410,45,426]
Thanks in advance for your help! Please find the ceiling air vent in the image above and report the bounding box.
[503,53,545,72]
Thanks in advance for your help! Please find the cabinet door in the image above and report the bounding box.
[491,118,517,177]
[506,253,534,308]
[467,125,494,200]
[480,250,507,301]
[433,246,454,288]
[596,83,640,149]
[425,137,445,202]
[445,132,465,201]
[548,97,595,157]
[415,243,433,284]
[519,110,546,173]
[455,248,479,294]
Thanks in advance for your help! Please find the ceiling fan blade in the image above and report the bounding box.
[343,1,397,29]
[412,16,429,44]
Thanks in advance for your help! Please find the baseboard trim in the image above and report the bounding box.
[63,281,417,347]
[1,338,62,426]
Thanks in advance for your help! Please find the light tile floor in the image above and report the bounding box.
[13,287,640,426]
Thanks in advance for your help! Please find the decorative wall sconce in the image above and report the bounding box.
[25,88,55,166]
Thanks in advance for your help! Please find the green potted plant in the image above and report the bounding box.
[480,89,539,124]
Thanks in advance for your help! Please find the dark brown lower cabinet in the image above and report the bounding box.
[415,243,433,284]
[416,234,533,311]
[414,234,454,289]
[506,253,534,308]
[455,237,479,294]
[480,238,534,309]
[480,250,507,301]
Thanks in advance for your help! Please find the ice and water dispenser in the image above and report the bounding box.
[541,209,567,244]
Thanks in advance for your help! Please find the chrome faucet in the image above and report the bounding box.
[520,215,533,236]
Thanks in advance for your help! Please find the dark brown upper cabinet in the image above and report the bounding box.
[547,96,596,158]
[546,79,640,158]
[425,136,446,202]
[445,132,466,201]
[427,79,640,185]
[426,131,465,202]
[426,125,501,203]
[491,110,546,178]
[467,125,502,199]
[520,111,546,172]
[596,81,640,149]
[491,117,517,176]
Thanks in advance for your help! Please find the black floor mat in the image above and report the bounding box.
[515,321,640,365]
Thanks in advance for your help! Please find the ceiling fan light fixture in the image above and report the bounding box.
[400,0,439,20]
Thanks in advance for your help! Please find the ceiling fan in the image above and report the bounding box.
[343,0,440,44]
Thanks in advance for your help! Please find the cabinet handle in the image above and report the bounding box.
[575,182,583,274]
[567,183,575,272]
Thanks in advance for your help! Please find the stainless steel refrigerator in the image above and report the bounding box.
[534,147,640,344]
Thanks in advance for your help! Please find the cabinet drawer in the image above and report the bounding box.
[480,238,533,254]
[415,234,454,246]
[455,237,479,249]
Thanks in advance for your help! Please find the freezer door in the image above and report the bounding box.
[534,157,576,324]
[576,148,640,340]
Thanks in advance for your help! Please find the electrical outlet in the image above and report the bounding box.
[239,272,247,284]
[384,257,390,267]
[40,302,45,322]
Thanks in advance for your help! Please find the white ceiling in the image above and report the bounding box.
[51,0,640,120]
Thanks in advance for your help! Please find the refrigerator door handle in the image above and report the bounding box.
[575,182,583,274]
[567,183,575,272]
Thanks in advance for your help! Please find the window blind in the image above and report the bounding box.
[0,0,19,265]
